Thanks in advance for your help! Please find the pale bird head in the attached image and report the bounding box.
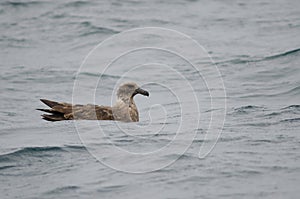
[117,82,149,100]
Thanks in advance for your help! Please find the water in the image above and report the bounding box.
[1,0,300,198]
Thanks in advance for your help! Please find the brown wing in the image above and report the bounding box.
[37,99,114,121]
[70,104,114,120]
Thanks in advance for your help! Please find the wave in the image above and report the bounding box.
[63,1,93,8]
[0,146,64,157]
[218,47,300,65]
[230,104,300,126]
[233,105,265,114]
[271,86,300,97]
[1,0,45,7]
[238,85,300,99]
[78,21,119,36]
[261,104,300,124]
[0,145,86,161]
[44,185,80,195]
[264,48,300,60]
[281,105,300,110]
[280,118,300,123]
[164,153,193,160]
[78,72,121,79]
[0,165,16,170]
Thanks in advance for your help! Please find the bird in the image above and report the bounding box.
[37,82,149,122]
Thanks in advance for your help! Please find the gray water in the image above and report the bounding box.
[1,0,300,198]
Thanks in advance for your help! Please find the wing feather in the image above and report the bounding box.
[38,99,114,121]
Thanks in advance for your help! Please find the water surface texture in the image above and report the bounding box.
[1,0,300,198]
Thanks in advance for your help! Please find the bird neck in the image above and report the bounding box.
[117,96,135,107]
[113,96,138,122]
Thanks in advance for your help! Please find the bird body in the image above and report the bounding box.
[37,82,149,122]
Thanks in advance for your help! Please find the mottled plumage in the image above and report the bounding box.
[37,82,149,122]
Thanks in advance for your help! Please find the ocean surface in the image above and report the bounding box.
[1,0,300,198]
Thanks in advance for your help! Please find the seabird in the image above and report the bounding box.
[37,82,149,122]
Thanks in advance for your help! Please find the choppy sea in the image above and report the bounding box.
[0,0,299,198]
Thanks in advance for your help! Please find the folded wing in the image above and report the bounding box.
[37,99,114,121]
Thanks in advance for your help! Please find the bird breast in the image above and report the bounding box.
[112,99,139,122]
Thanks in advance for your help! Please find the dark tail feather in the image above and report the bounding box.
[36,108,56,113]
[38,99,69,121]
[41,113,65,121]
[40,99,61,108]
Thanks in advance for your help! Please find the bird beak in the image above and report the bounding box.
[134,87,149,97]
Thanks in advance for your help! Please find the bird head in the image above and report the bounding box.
[117,82,149,101]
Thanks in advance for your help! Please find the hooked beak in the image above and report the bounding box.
[134,87,149,97]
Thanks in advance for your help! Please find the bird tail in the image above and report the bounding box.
[40,99,61,108]
[37,99,70,121]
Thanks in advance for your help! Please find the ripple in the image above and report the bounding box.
[0,145,86,161]
[44,185,80,195]
[264,47,300,60]
[1,0,45,7]
[63,0,93,8]
[232,105,265,114]
[280,118,300,123]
